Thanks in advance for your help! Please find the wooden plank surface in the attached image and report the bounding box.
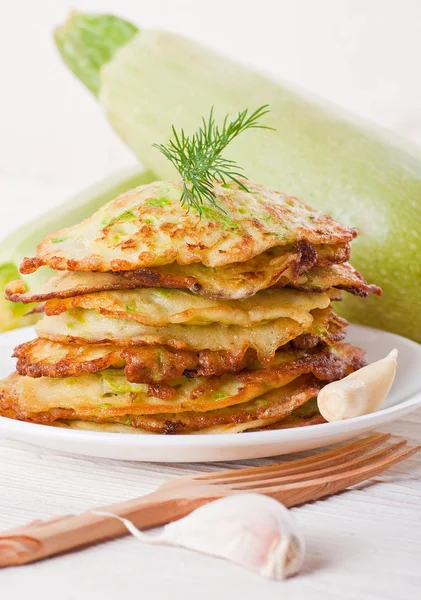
[1,408,420,599]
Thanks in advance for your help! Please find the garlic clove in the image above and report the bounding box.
[159,494,305,580]
[317,349,398,421]
[93,494,305,580]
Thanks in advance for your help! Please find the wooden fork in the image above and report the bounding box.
[1,433,418,567]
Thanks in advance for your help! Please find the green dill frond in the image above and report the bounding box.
[153,105,274,214]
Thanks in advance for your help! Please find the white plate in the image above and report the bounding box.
[0,325,420,462]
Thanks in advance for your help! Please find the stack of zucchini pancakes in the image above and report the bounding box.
[0,178,381,435]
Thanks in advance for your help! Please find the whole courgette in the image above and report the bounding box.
[54,12,420,342]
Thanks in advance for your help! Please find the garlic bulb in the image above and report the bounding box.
[93,494,305,580]
[318,349,398,421]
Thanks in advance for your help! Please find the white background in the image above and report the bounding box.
[1,0,421,235]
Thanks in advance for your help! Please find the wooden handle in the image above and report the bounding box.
[0,489,206,567]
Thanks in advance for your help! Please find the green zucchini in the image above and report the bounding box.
[55,11,421,342]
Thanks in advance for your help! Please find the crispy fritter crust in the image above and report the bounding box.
[287,263,382,297]
[42,287,331,329]
[13,340,256,382]
[5,273,141,304]
[34,303,346,365]
[0,376,332,434]
[3,391,326,434]
[109,376,324,433]
[8,254,380,308]
[0,343,366,423]
[12,307,347,383]
[19,178,357,275]
[9,241,360,305]
[53,410,326,434]
[0,377,324,433]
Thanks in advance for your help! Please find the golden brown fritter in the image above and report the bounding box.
[0,377,325,433]
[19,178,357,275]
[8,250,380,308]
[0,343,365,423]
[0,375,336,434]
[8,241,359,304]
[6,247,299,302]
[32,408,326,435]
[15,308,347,381]
[43,287,331,327]
[5,272,140,304]
[35,303,344,364]
[115,240,352,298]
[13,340,254,382]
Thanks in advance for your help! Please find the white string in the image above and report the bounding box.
[90,510,163,545]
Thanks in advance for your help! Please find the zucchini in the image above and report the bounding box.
[55,12,421,342]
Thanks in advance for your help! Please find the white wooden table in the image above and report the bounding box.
[1,414,421,600]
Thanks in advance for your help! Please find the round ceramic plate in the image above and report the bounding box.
[0,325,420,462]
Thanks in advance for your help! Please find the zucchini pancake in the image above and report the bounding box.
[0,177,380,435]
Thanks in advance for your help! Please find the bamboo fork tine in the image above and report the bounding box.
[226,441,408,489]
[248,445,421,506]
[204,433,394,485]
[195,433,391,482]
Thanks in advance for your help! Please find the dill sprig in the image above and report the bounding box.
[153,105,273,214]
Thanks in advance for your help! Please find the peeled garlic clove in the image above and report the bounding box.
[94,494,305,580]
[318,349,398,421]
[157,494,305,580]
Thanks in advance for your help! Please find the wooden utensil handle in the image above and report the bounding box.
[0,490,206,567]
